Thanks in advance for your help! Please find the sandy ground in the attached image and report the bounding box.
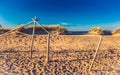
[0,34,120,75]
[0,50,120,75]
[0,34,120,51]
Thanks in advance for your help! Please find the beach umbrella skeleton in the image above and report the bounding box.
[0,17,51,62]
[0,17,103,68]
[30,17,50,61]
[24,17,50,62]
[27,16,51,62]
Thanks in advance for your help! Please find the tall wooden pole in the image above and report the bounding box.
[46,34,50,63]
[89,36,102,72]
[30,17,36,59]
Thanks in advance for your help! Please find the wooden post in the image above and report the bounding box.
[30,19,36,59]
[88,36,102,72]
[46,34,50,63]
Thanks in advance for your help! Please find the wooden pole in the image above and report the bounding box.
[46,34,50,63]
[30,19,36,59]
[88,36,102,72]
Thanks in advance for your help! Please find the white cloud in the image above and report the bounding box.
[59,22,72,26]
[0,17,17,28]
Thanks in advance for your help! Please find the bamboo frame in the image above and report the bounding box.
[0,16,51,62]
[89,36,102,72]
[0,21,33,37]
[30,18,36,59]
[46,34,50,63]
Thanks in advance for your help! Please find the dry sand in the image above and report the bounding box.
[0,34,120,75]
[0,34,120,51]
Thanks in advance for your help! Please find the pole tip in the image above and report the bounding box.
[33,16,39,22]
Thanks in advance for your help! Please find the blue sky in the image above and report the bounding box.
[0,0,120,31]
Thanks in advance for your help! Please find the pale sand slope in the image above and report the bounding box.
[0,35,120,51]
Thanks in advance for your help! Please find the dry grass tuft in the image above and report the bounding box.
[22,25,67,35]
[14,24,25,31]
[46,25,67,34]
[0,25,67,35]
[0,28,10,34]
[88,26,103,35]
[112,28,120,35]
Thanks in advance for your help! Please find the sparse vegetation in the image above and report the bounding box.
[0,28,10,34]
[88,26,103,35]
[112,28,120,35]
[0,25,120,36]
[47,25,67,34]
[21,25,68,35]
[14,24,25,31]
[0,25,67,35]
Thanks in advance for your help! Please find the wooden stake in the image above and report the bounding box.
[30,19,36,59]
[46,34,50,63]
[89,36,102,72]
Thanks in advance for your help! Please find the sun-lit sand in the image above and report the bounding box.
[0,34,120,74]
[0,34,120,51]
